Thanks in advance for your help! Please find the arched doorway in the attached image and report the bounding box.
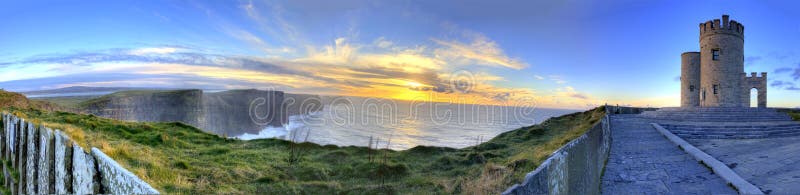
[750,88,758,108]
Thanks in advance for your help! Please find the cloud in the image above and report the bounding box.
[556,86,590,100]
[240,0,302,44]
[374,37,393,48]
[432,36,528,69]
[570,93,589,99]
[772,64,800,81]
[794,66,800,81]
[128,47,179,55]
[548,75,567,84]
[533,75,544,80]
[775,67,793,74]
[744,56,762,66]
[771,80,800,91]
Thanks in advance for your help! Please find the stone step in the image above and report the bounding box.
[642,112,788,115]
[641,112,789,116]
[675,132,800,139]
[656,107,778,112]
[671,129,800,136]
[664,122,800,139]
[663,124,800,129]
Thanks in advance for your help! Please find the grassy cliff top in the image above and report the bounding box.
[0,89,605,194]
[77,89,202,108]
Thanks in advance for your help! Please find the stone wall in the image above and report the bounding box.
[0,113,158,194]
[502,106,613,194]
[741,72,767,108]
[609,105,657,114]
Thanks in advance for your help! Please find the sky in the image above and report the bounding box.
[0,0,798,109]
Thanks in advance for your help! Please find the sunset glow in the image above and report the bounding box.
[1,1,798,109]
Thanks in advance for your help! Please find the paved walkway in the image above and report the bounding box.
[601,115,736,194]
[688,136,800,194]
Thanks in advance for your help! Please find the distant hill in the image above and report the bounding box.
[20,86,179,98]
[0,89,62,111]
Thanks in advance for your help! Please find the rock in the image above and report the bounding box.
[15,118,25,194]
[25,122,37,194]
[38,127,54,194]
[91,147,159,194]
[1,114,5,161]
[72,143,98,194]
[54,130,73,194]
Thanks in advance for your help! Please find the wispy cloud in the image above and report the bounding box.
[128,47,180,55]
[432,35,528,70]
[775,67,793,74]
[548,75,567,84]
[771,80,800,91]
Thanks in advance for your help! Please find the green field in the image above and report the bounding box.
[1,90,605,194]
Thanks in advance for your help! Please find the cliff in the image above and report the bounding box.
[80,90,204,126]
[201,89,286,135]
[80,89,321,136]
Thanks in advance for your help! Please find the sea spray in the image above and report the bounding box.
[235,112,316,140]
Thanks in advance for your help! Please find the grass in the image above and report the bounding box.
[0,89,606,194]
[777,108,800,121]
[77,89,201,110]
[32,96,98,110]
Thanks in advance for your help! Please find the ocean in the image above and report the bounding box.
[237,98,579,150]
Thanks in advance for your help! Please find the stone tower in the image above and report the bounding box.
[680,15,767,108]
[680,52,701,107]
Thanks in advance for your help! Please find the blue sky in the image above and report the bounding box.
[0,0,798,109]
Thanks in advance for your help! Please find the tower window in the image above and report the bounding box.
[713,84,719,94]
[712,49,720,60]
[689,85,695,92]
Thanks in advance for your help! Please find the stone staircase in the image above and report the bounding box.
[638,107,800,139]
[660,123,800,139]
[639,107,792,122]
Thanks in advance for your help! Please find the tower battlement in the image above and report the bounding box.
[699,15,744,39]
[745,72,767,78]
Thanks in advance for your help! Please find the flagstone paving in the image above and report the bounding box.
[688,136,800,194]
[601,115,736,194]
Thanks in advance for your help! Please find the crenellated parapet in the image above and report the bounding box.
[742,72,767,81]
[700,15,744,40]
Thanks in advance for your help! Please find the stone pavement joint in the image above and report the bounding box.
[601,115,737,194]
[651,123,764,195]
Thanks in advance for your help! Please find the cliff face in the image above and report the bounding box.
[201,89,286,135]
[81,90,204,126]
[81,89,321,136]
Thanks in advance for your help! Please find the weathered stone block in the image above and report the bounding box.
[54,130,73,194]
[38,127,54,194]
[25,122,38,194]
[91,147,159,194]
[72,143,99,194]
[15,118,25,195]
[1,114,5,161]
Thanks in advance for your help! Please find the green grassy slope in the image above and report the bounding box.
[1,90,605,194]
[777,108,800,121]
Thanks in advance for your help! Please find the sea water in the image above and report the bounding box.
[238,99,579,150]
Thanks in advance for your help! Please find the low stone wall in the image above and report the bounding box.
[502,107,612,195]
[1,113,158,194]
[609,105,657,114]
